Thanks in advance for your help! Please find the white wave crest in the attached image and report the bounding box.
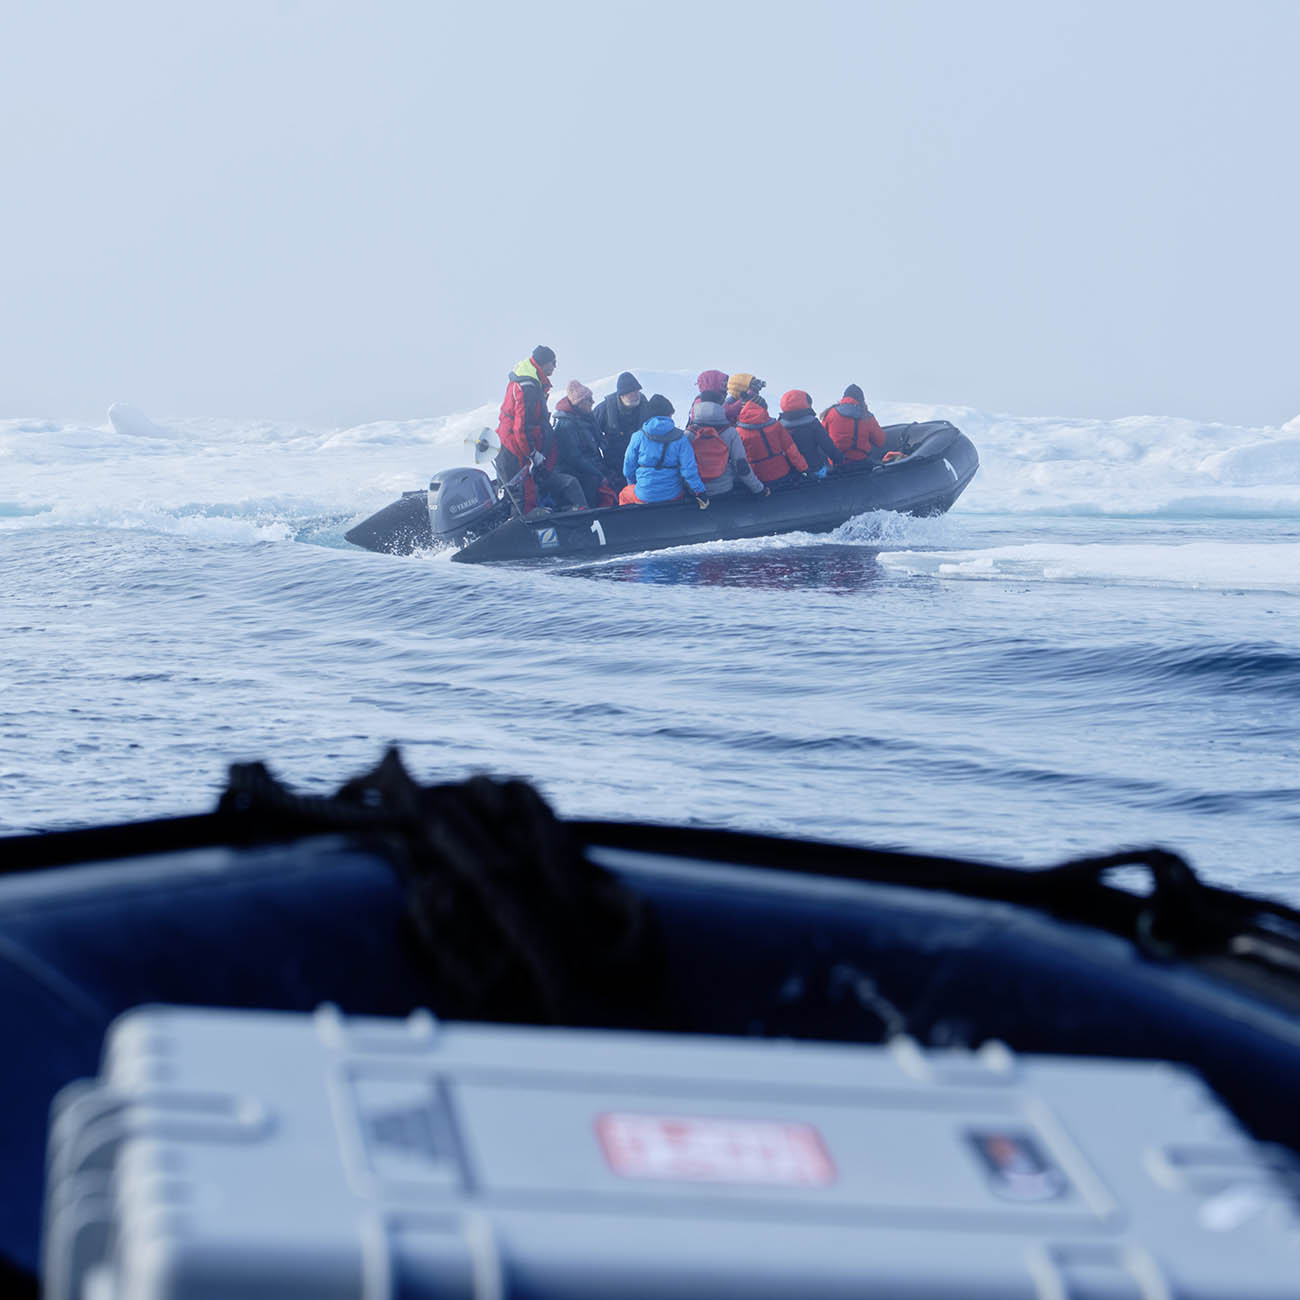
[878,541,1300,595]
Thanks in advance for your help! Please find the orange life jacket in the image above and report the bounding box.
[736,401,807,482]
[822,401,884,461]
[690,427,730,481]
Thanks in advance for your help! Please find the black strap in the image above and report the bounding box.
[636,434,670,471]
[848,412,879,457]
[748,423,785,470]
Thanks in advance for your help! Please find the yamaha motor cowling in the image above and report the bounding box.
[344,467,506,556]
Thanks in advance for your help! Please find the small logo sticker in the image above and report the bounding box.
[597,1113,835,1187]
[968,1131,1069,1201]
[537,527,559,549]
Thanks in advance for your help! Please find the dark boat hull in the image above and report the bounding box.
[344,422,978,564]
[3,794,1300,1281]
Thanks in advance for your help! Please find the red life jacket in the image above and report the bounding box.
[736,401,805,482]
[823,401,884,461]
[690,427,730,481]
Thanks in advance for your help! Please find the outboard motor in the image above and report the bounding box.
[344,467,505,556]
[428,466,499,539]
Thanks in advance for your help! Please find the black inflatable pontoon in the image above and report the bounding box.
[2,752,1300,1292]
[344,421,978,563]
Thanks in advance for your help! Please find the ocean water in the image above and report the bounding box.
[3,375,1299,904]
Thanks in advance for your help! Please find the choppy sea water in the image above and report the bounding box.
[3,380,1299,904]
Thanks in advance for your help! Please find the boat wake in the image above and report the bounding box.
[878,540,1300,596]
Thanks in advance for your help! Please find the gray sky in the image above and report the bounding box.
[2,0,1297,427]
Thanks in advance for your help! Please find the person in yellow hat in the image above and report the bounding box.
[724,373,765,425]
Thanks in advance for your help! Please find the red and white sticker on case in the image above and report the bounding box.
[596,1112,836,1187]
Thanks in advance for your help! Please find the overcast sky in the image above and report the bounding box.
[2,0,1296,427]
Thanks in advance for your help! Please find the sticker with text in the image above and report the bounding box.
[597,1112,835,1186]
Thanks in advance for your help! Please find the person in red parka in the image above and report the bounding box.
[495,345,584,511]
[821,383,886,466]
[735,397,809,490]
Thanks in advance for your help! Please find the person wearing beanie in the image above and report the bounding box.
[778,389,844,477]
[724,372,766,425]
[735,397,809,490]
[551,379,608,507]
[565,378,594,407]
[619,394,709,508]
[820,383,886,466]
[687,399,767,498]
[494,346,585,511]
[594,370,648,492]
[688,368,730,426]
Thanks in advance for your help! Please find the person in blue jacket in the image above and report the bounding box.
[619,395,710,508]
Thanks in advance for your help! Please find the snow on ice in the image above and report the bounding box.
[3,373,1299,593]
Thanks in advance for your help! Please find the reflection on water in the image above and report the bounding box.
[560,544,887,593]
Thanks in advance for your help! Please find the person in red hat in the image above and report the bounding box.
[778,390,844,476]
[820,384,886,466]
[734,397,809,490]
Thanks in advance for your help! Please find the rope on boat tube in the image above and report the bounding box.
[218,749,665,1028]
[6,749,1300,997]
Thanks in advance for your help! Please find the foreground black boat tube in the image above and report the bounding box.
[2,753,1300,1282]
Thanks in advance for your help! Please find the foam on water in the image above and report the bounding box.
[879,540,1300,596]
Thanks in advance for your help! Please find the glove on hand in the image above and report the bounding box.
[815,464,829,479]
[694,492,711,510]
[529,449,546,469]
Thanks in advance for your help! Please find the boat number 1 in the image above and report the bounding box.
[590,519,607,546]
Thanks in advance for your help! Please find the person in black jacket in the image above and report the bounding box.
[594,371,649,492]
[551,380,607,507]
[778,389,845,476]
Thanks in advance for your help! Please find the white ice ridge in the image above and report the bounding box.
[107,402,173,439]
[2,380,1300,537]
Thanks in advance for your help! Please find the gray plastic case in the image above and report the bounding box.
[44,1004,1300,1299]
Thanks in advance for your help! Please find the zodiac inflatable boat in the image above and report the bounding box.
[344,421,979,562]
